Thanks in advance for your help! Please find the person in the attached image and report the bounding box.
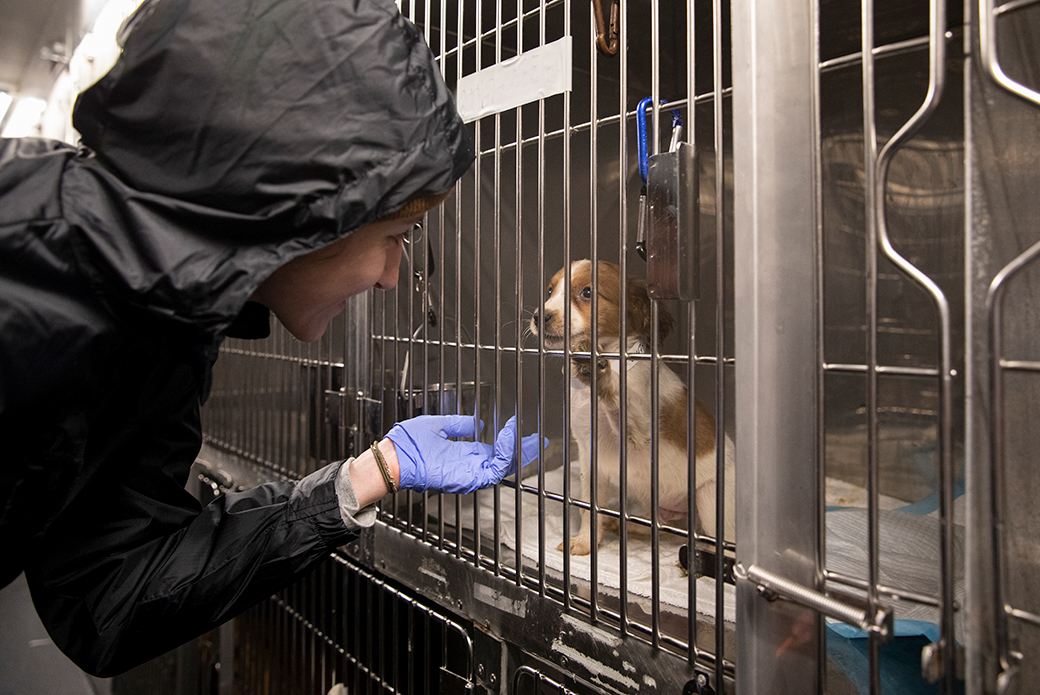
[0,0,542,677]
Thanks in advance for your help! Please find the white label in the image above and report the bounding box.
[455,36,572,123]
[473,583,527,618]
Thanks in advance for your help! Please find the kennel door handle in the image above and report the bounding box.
[736,563,894,639]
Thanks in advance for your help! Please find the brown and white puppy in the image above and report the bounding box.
[530,260,735,555]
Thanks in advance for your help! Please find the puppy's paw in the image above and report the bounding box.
[558,536,593,556]
[571,338,610,386]
[604,516,653,539]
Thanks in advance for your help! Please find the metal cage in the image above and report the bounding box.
[231,554,475,695]
[191,0,1040,694]
[181,467,478,695]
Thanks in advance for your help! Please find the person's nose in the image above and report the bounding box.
[374,241,403,290]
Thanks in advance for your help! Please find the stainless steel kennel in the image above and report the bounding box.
[189,0,1040,693]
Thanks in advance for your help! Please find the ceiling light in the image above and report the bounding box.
[0,92,12,127]
[1,97,47,138]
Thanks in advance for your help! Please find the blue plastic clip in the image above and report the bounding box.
[636,97,683,185]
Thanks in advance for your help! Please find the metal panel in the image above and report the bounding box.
[346,520,716,693]
[730,0,823,693]
[968,0,1040,693]
[513,665,582,694]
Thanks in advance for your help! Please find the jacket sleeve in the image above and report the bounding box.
[23,385,359,678]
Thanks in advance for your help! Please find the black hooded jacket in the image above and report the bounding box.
[0,0,472,676]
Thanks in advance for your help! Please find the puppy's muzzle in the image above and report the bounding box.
[530,308,565,347]
[530,307,559,334]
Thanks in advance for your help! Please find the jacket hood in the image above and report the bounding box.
[66,0,472,338]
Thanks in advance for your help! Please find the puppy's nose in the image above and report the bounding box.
[532,308,539,323]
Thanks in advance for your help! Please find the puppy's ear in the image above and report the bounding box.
[656,303,674,344]
[626,276,654,341]
[627,276,674,344]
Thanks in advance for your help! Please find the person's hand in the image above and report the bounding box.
[385,414,545,495]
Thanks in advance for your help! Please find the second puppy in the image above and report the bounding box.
[530,260,735,555]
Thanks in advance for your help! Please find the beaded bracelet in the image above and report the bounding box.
[370,441,398,494]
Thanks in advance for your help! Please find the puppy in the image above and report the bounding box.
[530,260,735,555]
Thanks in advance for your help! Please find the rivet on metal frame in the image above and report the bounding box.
[592,0,619,56]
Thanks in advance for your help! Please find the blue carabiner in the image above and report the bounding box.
[636,97,683,185]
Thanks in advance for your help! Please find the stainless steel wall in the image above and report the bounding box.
[967,1,1040,693]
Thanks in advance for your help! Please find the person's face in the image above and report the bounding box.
[251,214,422,342]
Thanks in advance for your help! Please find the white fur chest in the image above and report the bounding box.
[567,374,624,456]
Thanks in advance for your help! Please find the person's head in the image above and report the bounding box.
[249,185,451,342]
[250,213,422,342]
[67,0,473,342]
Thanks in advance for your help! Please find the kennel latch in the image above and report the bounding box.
[679,543,736,585]
[324,388,382,456]
[736,563,893,639]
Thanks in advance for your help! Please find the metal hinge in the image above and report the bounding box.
[679,543,736,585]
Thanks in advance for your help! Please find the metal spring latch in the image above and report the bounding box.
[736,563,894,638]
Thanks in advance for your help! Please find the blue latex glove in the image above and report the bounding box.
[386,414,545,495]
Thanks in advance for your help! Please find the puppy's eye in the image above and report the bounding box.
[547,286,553,297]
[580,287,592,300]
